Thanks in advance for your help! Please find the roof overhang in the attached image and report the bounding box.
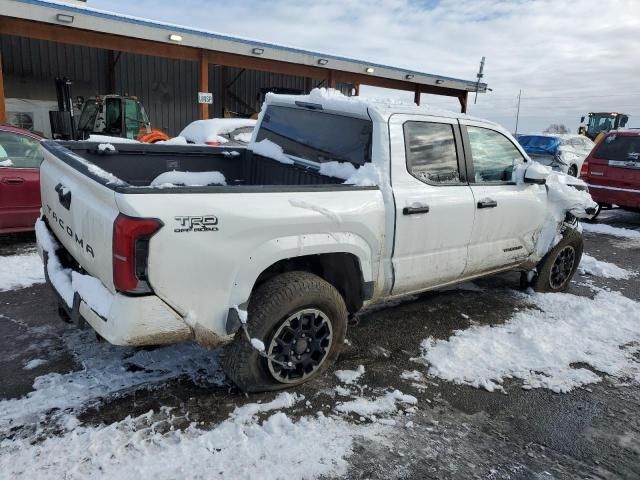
[1,0,488,95]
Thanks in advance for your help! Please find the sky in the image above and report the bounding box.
[88,0,640,133]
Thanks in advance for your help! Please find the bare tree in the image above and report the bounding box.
[543,124,569,134]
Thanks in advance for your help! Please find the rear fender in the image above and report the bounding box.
[227,232,375,310]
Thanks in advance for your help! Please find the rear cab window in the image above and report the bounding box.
[255,105,372,166]
[593,134,640,164]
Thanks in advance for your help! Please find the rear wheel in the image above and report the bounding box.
[530,228,583,292]
[222,271,348,392]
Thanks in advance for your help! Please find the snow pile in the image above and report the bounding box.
[319,161,358,179]
[513,162,597,256]
[319,161,381,186]
[250,338,266,352]
[23,358,48,370]
[0,398,356,480]
[234,132,253,143]
[150,171,226,187]
[400,370,425,382]
[335,365,365,384]
[0,159,13,167]
[87,134,139,144]
[0,252,44,291]
[421,290,640,393]
[98,143,116,153]
[248,138,293,164]
[581,222,640,240]
[156,136,189,145]
[335,390,417,417]
[179,118,256,145]
[578,254,633,280]
[71,271,113,318]
[269,88,368,118]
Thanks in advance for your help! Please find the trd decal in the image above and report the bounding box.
[174,215,219,232]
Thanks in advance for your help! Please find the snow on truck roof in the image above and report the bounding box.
[4,0,487,94]
[266,88,495,124]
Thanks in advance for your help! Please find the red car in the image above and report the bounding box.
[581,130,640,217]
[0,125,44,233]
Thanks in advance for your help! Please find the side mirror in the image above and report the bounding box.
[523,165,547,185]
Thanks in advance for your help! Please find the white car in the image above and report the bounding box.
[517,133,595,176]
[36,90,595,392]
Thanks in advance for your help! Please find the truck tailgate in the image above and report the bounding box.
[40,145,120,291]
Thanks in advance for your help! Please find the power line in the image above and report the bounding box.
[486,92,640,101]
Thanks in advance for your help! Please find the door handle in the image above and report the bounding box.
[2,177,24,185]
[403,205,430,215]
[477,199,498,209]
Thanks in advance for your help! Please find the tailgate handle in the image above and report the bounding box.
[55,183,72,210]
[403,205,430,215]
[477,199,498,209]
[2,177,24,185]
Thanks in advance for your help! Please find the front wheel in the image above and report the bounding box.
[531,228,583,292]
[222,271,348,392]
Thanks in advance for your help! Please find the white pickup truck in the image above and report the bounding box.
[36,90,595,392]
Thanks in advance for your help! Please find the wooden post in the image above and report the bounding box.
[0,51,5,124]
[353,82,360,96]
[459,92,468,113]
[199,50,209,120]
[413,84,421,106]
[327,70,336,89]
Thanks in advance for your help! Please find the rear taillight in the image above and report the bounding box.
[580,158,589,179]
[205,141,221,146]
[113,214,163,294]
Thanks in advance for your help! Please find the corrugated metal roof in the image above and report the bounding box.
[2,0,487,94]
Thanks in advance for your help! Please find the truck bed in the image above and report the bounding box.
[44,141,346,192]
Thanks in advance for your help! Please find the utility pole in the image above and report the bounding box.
[515,89,522,135]
[474,56,485,105]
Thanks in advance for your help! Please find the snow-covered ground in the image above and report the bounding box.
[0,252,44,291]
[579,254,633,280]
[581,222,640,239]
[420,289,640,393]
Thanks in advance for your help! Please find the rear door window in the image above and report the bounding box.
[403,121,461,184]
[255,106,372,166]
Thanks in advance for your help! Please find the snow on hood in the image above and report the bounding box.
[179,119,257,144]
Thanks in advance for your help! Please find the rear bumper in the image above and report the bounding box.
[36,220,193,346]
[587,184,640,208]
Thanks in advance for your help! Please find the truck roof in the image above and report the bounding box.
[265,88,497,126]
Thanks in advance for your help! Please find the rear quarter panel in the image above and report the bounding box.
[115,188,386,337]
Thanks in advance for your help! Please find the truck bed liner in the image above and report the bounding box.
[43,141,350,192]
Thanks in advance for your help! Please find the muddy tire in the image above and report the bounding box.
[221,271,348,393]
[531,228,583,292]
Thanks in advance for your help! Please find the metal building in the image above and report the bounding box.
[0,0,487,137]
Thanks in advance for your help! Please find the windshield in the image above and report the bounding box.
[593,135,640,162]
[77,100,99,133]
[255,105,372,166]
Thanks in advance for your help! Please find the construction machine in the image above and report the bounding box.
[578,112,629,142]
[49,77,169,142]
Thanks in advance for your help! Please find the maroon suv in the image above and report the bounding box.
[0,125,44,233]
